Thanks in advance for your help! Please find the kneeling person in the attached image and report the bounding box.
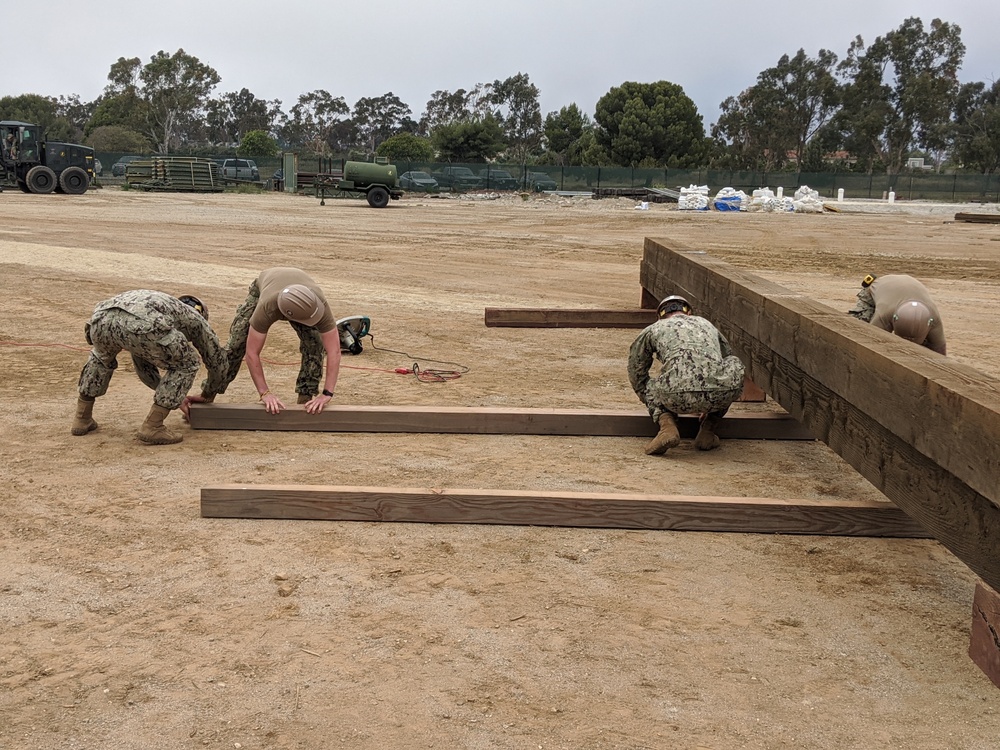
[72,290,228,445]
[627,296,746,454]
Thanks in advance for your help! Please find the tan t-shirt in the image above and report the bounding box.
[869,274,946,354]
[248,267,337,333]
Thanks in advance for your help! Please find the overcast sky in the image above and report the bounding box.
[12,1,999,130]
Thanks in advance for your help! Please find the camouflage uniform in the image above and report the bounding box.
[78,290,229,409]
[847,286,877,323]
[627,315,745,423]
[212,278,326,397]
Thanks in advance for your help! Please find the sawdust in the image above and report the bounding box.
[2,188,999,749]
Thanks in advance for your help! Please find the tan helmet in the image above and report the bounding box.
[657,295,692,318]
[891,300,933,344]
[277,284,324,326]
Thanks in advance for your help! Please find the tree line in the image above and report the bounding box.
[2,16,998,175]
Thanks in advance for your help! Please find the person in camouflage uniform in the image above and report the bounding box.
[196,267,341,415]
[72,290,228,445]
[628,296,745,455]
[847,274,946,355]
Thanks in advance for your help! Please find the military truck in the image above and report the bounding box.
[0,121,95,195]
[314,159,404,208]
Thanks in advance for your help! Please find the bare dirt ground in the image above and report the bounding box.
[2,186,1000,750]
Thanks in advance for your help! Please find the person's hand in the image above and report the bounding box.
[179,394,204,421]
[261,392,285,414]
[304,393,333,415]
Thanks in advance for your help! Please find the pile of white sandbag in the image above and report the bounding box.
[747,188,794,213]
[678,184,710,210]
[713,186,749,211]
[790,185,825,213]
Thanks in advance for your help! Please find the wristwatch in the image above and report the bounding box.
[322,389,334,398]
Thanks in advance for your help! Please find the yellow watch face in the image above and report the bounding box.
[862,274,876,287]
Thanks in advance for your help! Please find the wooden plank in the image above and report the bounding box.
[970,583,1000,689]
[483,306,766,401]
[485,307,658,328]
[200,484,928,538]
[188,403,811,439]
[955,212,1000,224]
[639,237,1000,590]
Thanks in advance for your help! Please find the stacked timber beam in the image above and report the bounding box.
[955,212,1000,224]
[639,238,1000,592]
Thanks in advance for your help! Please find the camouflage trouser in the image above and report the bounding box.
[847,287,875,322]
[644,382,743,423]
[210,280,325,396]
[78,309,201,409]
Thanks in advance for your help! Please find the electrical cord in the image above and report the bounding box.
[2,334,471,383]
[364,334,470,383]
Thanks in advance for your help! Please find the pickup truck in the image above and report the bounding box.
[218,158,260,182]
[433,165,482,191]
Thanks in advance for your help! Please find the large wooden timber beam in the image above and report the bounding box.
[640,237,1000,590]
[484,307,658,328]
[188,403,811,439]
[482,307,766,401]
[200,484,928,538]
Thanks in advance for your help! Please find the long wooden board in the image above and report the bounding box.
[188,403,812,439]
[200,484,928,538]
[483,307,766,402]
[640,237,1000,590]
[484,307,658,328]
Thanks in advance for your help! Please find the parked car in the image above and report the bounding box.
[111,155,141,176]
[433,165,482,190]
[219,158,260,182]
[399,171,439,192]
[477,168,519,190]
[526,171,558,192]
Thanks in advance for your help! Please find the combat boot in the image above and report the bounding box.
[137,404,182,445]
[71,396,98,436]
[694,413,724,451]
[645,413,681,455]
[297,393,312,404]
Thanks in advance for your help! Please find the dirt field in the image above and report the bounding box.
[3,187,1000,749]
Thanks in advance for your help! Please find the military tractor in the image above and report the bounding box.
[314,159,404,208]
[1,120,95,195]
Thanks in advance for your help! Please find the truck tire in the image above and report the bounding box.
[59,166,90,195]
[367,186,390,208]
[26,165,57,194]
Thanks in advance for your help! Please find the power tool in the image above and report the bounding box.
[336,315,370,355]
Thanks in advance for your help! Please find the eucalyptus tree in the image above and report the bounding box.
[952,80,1000,174]
[352,93,412,154]
[283,90,350,156]
[205,88,283,145]
[713,48,840,170]
[489,73,542,162]
[834,17,964,174]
